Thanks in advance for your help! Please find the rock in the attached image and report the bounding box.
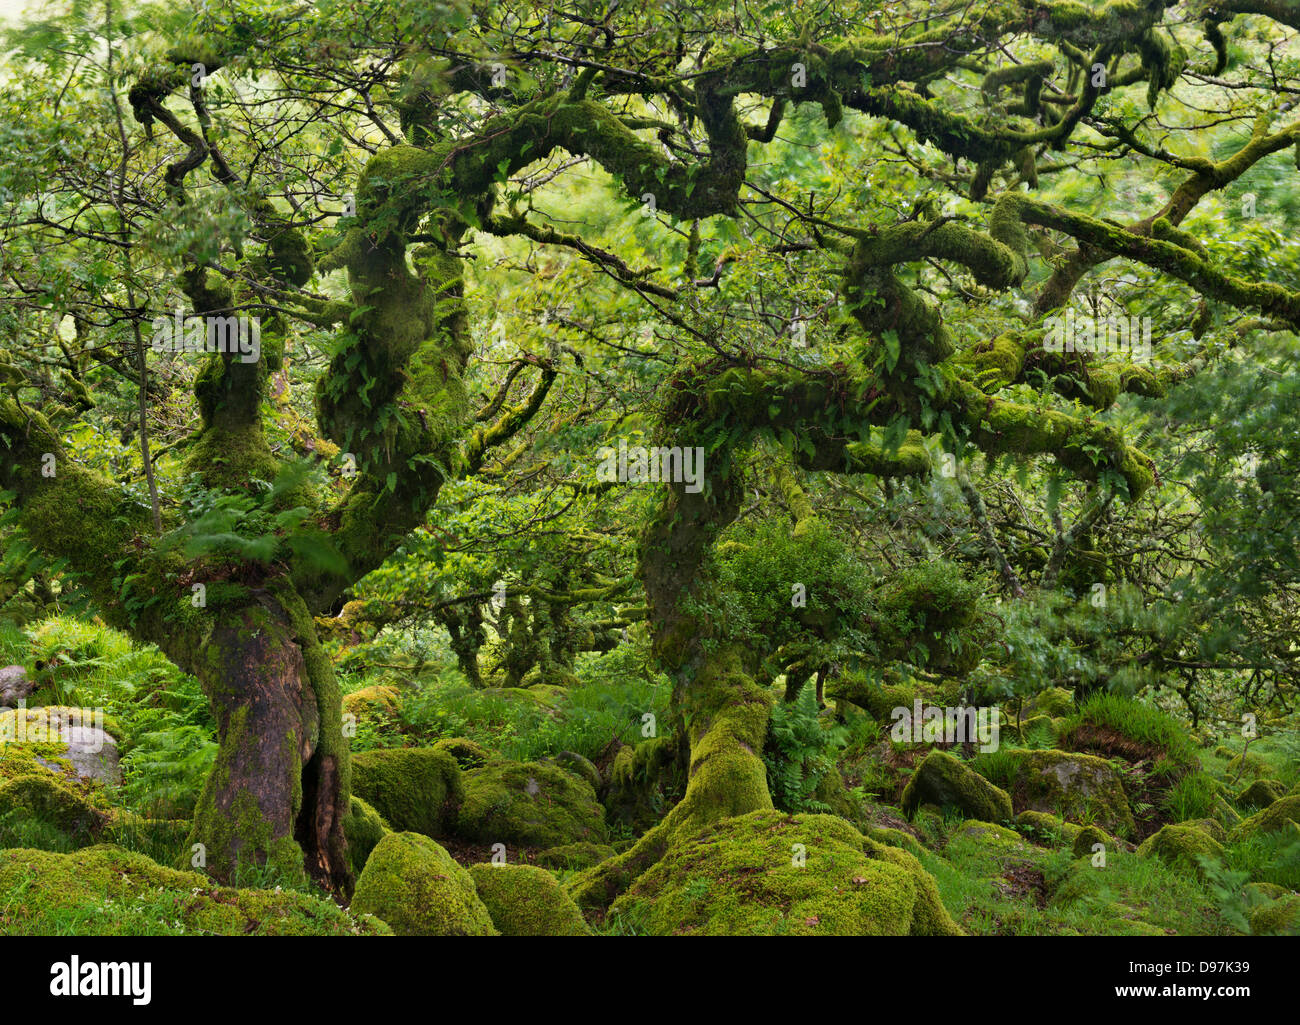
[341,684,399,722]
[1181,817,1228,842]
[468,863,591,935]
[341,796,390,875]
[982,748,1135,836]
[1237,778,1287,809]
[1136,823,1225,875]
[0,845,388,935]
[1249,894,1300,936]
[350,832,496,936]
[603,809,961,936]
[1026,686,1074,718]
[1016,809,1082,845]
[547,750,601,793]
[952,819,1028,854]
[535,841,616,872]
[1230,794,1300,841]
[350,747,463,838]
[901,750,1013,823]
[0,664,33,707]
[0,705,121,785]
[1072,824,1112,859]
[432,736,491,769]
[458,760,607,848]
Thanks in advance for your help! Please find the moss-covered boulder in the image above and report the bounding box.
[341,796,390,875]
[350,831,496,936]
[350,747,463,838]
[341,684,399,722]
[1237,778,1287,809]
[1072,824,1112,859]
[0,742,114,848]
[1224,751,1276,781]
[952,819,1028,855]
[1136,823,1225,875]
[432,737,492,769]
[1016,809,1082,845]
[0,705,124,783]
[1231,795,1300,841]
[458,760,607,849]
[825,675,916,721]
[976,749,1136,836]
[1182,817,1228,843]
[546,750,602,793]
[468,863,591,936]
[607,810,962,936]
[1249,894,1300,936]
[863,825,927,859]
[0,845,388,935]
[535,841,617,872]
[1026,687,1074,718]
[901,750,1013,823]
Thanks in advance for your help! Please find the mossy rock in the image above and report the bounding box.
[1237,778,1287,809]
[1072,824,1111,859]
[953,819,1028,854]
[1230,795,1300,842]
[468,863,592,936]
[901,750,1013,823]
[432,737,492,769]
[341,796,390,876]
[863,826,927,859]
[1181,817,1228,843]
[980,749,1135,836]
[0,706,123,786]
[0,845,389,935]
[1249,894,1300,936]
[1054,695,1195,774]
[350,831,496,936]
[1016,809,1082,845]
[350,747,463,838]
[1136,824,1224,875]
[0,772,110,847]
[458,760,607,849]
[535,841,617,872]
[1224,751,1277,781]
[1245,881,1288,902]
[1026,687,1074,718]
[607,810,961,936]
[546,750,602,793]
[341,684,399,722]
[825,676,917,721]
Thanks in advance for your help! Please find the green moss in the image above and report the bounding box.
[432,737,492,769]
[458,760,607,848]
[863,826,927,859]
[0,845,387,935]
[341,684,400,722]
[604,736,681,832]
[1017,809,1083,845]
[608,810,960,936]
[341,796,390,876]
[1224,751,1278,780]
[1072,824,1112,859]
[350,747,463,838]
[1249,894,1300,936]
[901,750,1014,823]
[536,841,617,872]
[1231,795,1300,842]
[971,748,1136,836]
[952,819,1029,854]
[1027,687,1075,718]
[1136,823,1225,876]
[1237,778,1287,809]
[350,831,496,936]
[468,863,592,936]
